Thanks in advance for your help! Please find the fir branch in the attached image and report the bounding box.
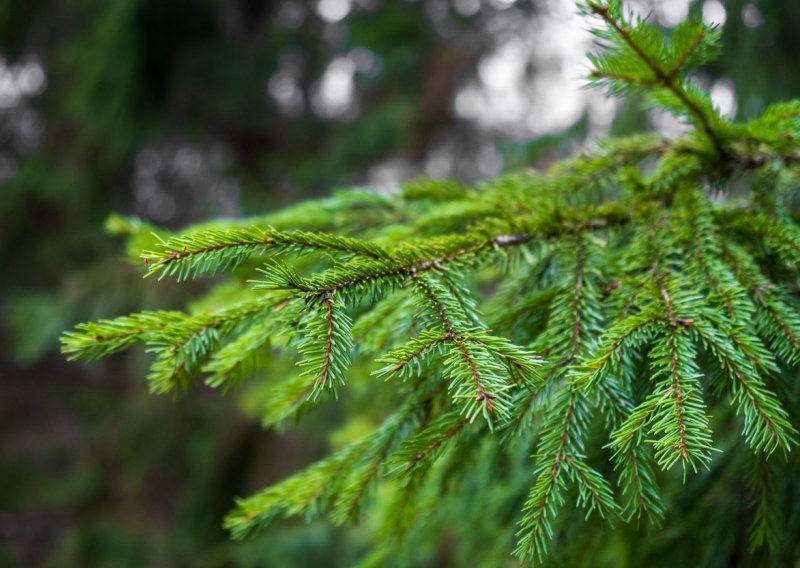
[748,456,784,553]
[410,274,531,424]
[352,290,413,348]
[143,226,390,280]
[450,340,501,419]
[61,4,800,564]
[202,315,275,389]
[467,333,542,388]
[490,287,558,335]
[573,309,663,389]
[331,398,423,525]
[387,411,471,481]
[501,387,542,442]
[570,235,587,356]
[586,1,728,157]
[648,328,714,473]
[225,436,373,538]
[401,177,472,201]
[516,232,612,560]
[62,295,287,392]
[723,243,800,365]
[61,310,189,361]
[669,191,742,319]
[608,391,661,468]
[615,433,664,522]
[373,330,450,381]
[259,373,317,427]
[566,455,619,519]
[725,211,800,271]
[515,390,582,562]
[691,317,796,455]
[297,291,354,397]
[605,371,664,519]
[145,319,221,394]
[256,202,633,303]
[665,24,707,79]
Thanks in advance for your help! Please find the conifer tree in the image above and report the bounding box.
[62,1,800,564]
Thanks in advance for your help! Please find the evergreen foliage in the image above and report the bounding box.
[62,2,800,564]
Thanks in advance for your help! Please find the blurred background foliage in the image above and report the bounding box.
[1,0,798,566]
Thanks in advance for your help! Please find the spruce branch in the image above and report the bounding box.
[145,319,221,394]
[515,390,584,562]
[680,191,743,318]
[331,397,424,525]
[412,273,516,424]
[723,243,800,365]
[143,225,390,280]
[606,386,664,523]
[373,330,450,381]
[584,1,728,157]
[386,411,471,481]
[692,317,796,455]
[665,23,709,79]
[61,310,189,361]
[225,435,372,538]
[202,316,274,389]
[572,308,662,389]
[297,291,354,397]
[747,456,785,553]
[567,455,619,519]
[60,2,800,564]
[647,328,714,473]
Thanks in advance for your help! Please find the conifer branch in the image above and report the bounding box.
[297,291,353,397]
[667,332,689,461]
[723,243,800,364]
[570,235,587,357]
[573,309,662,389]
[387,411,471,480]
[331,397,425,524]
[691,317,796,454]
[516,390,582,562]
[683,193,738,317]
[225,435,372,538]
[586,1,728,157]
[412,274,511,423]
[666,26,706,79]
[61,3,800,563]
[143,226,390,280]
[649,328,714,473]
[567,455,619,519]
[748,457,784,552]
[61,311,189,361]
[374,330,450,381]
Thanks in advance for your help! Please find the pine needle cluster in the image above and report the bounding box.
[62,2,800,564]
